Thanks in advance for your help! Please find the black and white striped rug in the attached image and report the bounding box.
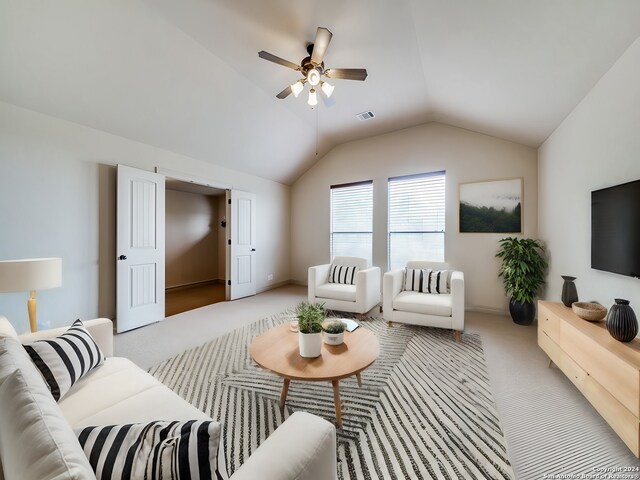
[148,313,513,479]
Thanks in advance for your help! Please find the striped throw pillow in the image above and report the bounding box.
[404,268,451,294]
[328,264,359,285]
[24,319,105,401]
[75,420,225,480]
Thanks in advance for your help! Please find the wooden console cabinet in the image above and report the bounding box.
[538,301,640,456]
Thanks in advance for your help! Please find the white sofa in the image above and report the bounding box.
[308,256,381,316]
[383,261,465,341]
[0,316,337,480]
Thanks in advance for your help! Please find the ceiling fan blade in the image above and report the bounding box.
[276,85,292,99]
[325,68,368,81]
[258,51,300,71]
[310,27,333,65]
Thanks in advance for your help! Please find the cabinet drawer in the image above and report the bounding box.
[540,330,589,390]
[546,334,640,456]
[538,307,560,343]
[556,344,588,390]
[539,330,562,366]
[582,367,640,456]
[560,322,640,417]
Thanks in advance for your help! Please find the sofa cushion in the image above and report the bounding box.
[404,268,450,294]
[59,357,209,427]
[328,264,359,285]
[0,316,18,339]
[0,367,96,480]
[315,283,357,302]
[24,319,105,401]
[393,291,452,316]
[76,420,222,480]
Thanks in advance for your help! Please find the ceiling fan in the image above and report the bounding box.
[258,27,368,106]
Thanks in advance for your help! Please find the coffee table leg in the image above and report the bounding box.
[356,372,362,387]
[332,380,342,428]
[280,378,290,408]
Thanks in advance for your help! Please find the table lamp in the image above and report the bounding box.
[0,258,62,332]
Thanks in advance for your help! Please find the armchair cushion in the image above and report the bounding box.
[328,264,359,285]
[404,268,451,294]
[393,291,452,317]
[315,283,357,302]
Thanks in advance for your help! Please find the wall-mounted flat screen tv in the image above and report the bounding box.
[591,179,640,278]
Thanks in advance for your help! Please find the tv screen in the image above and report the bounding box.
[591,179,640,278]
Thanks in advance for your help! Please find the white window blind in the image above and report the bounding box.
[388,172,445,270]
[330,181,373,265]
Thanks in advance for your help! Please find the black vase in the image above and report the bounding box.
[509,299,536,326]
[560,276,578,307]
[606,299,638,342]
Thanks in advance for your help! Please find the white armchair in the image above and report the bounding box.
[308,256,381,316]
[383,261,464,341]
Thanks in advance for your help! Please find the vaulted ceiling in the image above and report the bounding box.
[1,1,639,184]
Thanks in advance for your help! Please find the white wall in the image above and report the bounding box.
[166,190,221,288]
[538,38,640,310]
[291,122,537,313]
[0,101,291,332]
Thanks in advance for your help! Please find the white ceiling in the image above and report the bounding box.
[0,1,639,184]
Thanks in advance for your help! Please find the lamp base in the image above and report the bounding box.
[27,290,37,333]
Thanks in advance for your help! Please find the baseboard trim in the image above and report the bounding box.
[466,305,509,316]
[256,280,292,294]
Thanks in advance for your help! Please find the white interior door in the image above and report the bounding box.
[116,165,165,332]
[228,189,256,300]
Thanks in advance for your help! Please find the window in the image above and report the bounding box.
[330,181,373,265]
[388,171,445,270]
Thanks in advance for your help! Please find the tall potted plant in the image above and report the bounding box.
[296,301,325,358]
[496,237,547,325]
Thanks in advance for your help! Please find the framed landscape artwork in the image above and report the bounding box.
[459,178,523,233]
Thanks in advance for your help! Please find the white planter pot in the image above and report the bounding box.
[323,331,344,346]
[299,332,322,358]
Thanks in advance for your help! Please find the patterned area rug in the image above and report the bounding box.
[148,312,513,479]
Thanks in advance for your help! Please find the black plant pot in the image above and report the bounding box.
[509,299,536,326]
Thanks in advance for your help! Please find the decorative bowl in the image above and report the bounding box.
[572,302,607,322]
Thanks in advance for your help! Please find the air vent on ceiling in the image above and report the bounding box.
[356,111,375,121]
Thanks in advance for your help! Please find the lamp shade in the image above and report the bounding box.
[308,89,318,106]
[291,80,304,97]
[0,258,62,292]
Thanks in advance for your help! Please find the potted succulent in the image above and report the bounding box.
[322,320,346,345]
[496,237,548,325]
[296,301,325,358]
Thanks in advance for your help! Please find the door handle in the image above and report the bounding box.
[251,248,256,252]
[118,255,127,261]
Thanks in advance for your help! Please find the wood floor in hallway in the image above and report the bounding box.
[165,282,226,317]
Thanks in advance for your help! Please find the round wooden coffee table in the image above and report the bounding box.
[250,323,379,428]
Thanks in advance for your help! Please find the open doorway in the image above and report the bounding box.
[165,178,227,316]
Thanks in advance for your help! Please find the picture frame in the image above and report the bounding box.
[459,178,523,233]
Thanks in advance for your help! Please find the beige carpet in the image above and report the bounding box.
[114,285,640,479]
[149,313,513,479]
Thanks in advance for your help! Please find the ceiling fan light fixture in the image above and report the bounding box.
[320,81,334,98]
[291,80,304,97]
[307,68,321,86]
[308,88,318,106]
